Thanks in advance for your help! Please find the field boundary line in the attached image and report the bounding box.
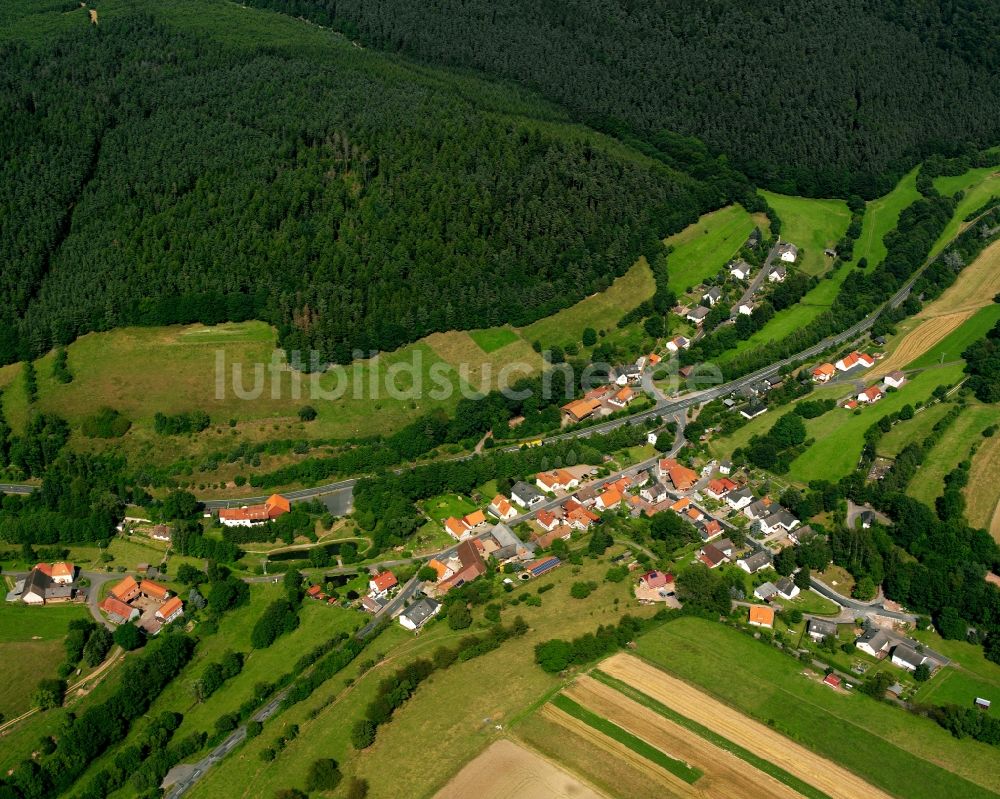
[549,693,702,784]
[590,669,831,799]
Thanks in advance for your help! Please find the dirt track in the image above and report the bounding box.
[433,739,607,799]
[600,653,895,799]
[561,676,803,799]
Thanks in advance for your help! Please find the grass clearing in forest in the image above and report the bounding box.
[759,191,851,276]
[468,327,520,353]
[932,165,1000,257]
[857,168,921,268]
[663,204,757,292]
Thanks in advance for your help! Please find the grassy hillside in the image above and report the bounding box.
[759,192,851,276]
[856,168,921,267]
[663,205,760,293]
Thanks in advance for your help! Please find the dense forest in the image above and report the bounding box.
[1,2,736,366]
[247,0,1000,198]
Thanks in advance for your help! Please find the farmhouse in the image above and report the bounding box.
[666,463,698,491]
[444,516,471,540]
[891,644,930,672]
[561,397,603,423]
[140,580,170,601]
[155,596,184,625]
[686,306,711,325]
[883,370,906,389]
[100,596,140,625]
[532,524,572,549]
[488,495,517,521]
[811,363,835,383]
[776,243,798,263]
[399,597,441,631]
[748,605,775,628]
[219,494,291,527]
[437,539,487,593]
[109,575,141,603]
[511,481,545,508]
[737,550,773,574]
[857,385,883,404]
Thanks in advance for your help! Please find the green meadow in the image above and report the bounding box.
[759,191,851,276]
[856,168,921,268]
[663,204,759,292]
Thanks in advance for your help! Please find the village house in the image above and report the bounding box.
[883,370,906,389]
[740,401,767,419]
[608,386,635,408]
[775,576,800,600]
[535,509,561,532]
[219,494,291,527]
[155,596,185,625]
[855,627,891,658]
[744,497,774,521]
[768,264,787,282]
[705,477,737,499]
[399,597,441,631]
[369,571,398,599]
[737,549,773,574]
[565,505,599,531]
[488,495,517,521]
[699,519,723,541]
[807,618,838,641]
[754,582,779,601]
[726,487,754,510]
[776,243,798,263]
[811,363,835,383]
[698,543,728,569]
[718,460,732,475]
[746,228,762,249]
[788,524,818,546]
[702,286,722,306]
[462,510,488,530]
[425,558,453,583]
[595,488,622,511]
[748,605,775,628]
[361,595,385,614]
[150,524,173,542]
[858,385,883,404]
[444,516,472,540]
[437,539,488,594]
[686,306,711,325]
[714,537,735,558]
[729,260,751,280]
[835,351,862,371]
[686,506,705,524]
[21,563,76,605]
[511,481,546,509]
[639,570,674,593]
[648,353,662,367]
[670,497,691,514]
[736,301,754,316]
[758,509,800,535]
[640,481,669,504]
[532,524,573,549]
[666,463,698,491]
[666,335,690,353]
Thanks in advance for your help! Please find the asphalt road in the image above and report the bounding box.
[809,576,916,623]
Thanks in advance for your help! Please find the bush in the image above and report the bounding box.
[350,719,376,750]
[298,405,318,422]
[344,777,370,799]
[306,758,342,791]
[570,581,596,599]
[81,407,131,438]
[113,624,144,651]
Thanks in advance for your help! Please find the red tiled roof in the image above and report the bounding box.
[110,575,139,600]
[371,571,397,592]
[141,580,169,600]
[100,596,135,620]
[158,596,183,619]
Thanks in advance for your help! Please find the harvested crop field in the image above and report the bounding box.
[918,239,1000,319]
[559,676,802,799]
[433,739,607,799]
[600,653,895,799]
[872,311,972,376]
[967,432,1000,541]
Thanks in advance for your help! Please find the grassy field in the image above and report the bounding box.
[876,402,952,457]
[931,163,1000,257]
[519,256,656,347]
[549,693,702,783]
[908,304,1000,371]
[468,327,520,353]
[911,628,1000,711]
[188,549,655,799]
[907,402,998,508]
[759,191,851,276]
[635,617,1000,798]
[420,493,478,523]
[784,590,840,616]
[662,204,758,293]
[0,602,91,720]
[857,168,921,268]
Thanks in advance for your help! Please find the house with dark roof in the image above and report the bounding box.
[698,544,727,569]
[399,597,441,631]
[686,306,711,325]
[855,627,891,658]
[702,286,722,306]
[807,618,838,641]
[775,576,799,600]
[737,550,773,574]
[511,481,545,509]
[891,644,929,672]
[754,582,779,601]
[740,401,767,420]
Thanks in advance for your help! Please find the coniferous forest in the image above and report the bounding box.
[247,0,1000,199]
[1,2,742,365]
